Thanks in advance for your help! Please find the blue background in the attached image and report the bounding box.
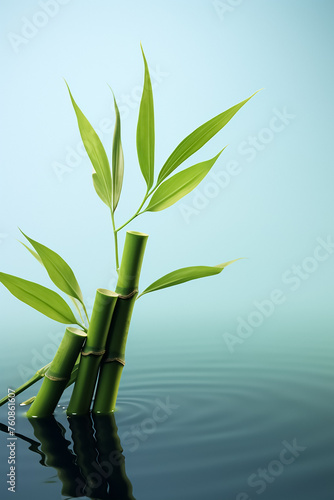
[0,0,333,385]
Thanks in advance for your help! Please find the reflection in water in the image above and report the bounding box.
[0,421,46,465]
[29,417,83,497]
[28,413,135,499]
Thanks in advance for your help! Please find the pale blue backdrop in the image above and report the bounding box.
[0,0,333,386]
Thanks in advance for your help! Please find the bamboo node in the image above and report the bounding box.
[81,349,106,357]
[117,289,138,300]
[104,357,125,366]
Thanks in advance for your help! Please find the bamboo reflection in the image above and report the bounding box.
[27,413,135,499]
[0,421,46,465]
[93,414,135,499]
[69,414,108,498]
[28,416,85,497]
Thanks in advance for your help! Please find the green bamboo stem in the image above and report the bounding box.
[93,231,148,414]
[111,209,120,272]
[18,356,81,408]
[67,289,118,416]
[0,363,51,407]
[115,190,149,233]
[27,327,87,418]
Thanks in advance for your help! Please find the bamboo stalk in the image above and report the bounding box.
[26,327,86,418]
[19,356,81,408]
[93,231,148,414]
[67,289,118,416]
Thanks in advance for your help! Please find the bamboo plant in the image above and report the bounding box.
[0,46,259,416]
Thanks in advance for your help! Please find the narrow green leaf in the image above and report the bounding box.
[65,359,80,388]
[19,242,42,265]
[136,45,155,190]
[157,91,260,185]
[139,259,240,297]
[145,149,225,212]
[92,172,109,206]
[109,88,124,211]
[65,81,112,207]
[0,273,78,324]
[20,230,85,307]
[20,396,36,406]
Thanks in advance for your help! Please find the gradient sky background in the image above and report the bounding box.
[0,0,333,385]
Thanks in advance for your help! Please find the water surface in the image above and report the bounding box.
[0,333,333,499]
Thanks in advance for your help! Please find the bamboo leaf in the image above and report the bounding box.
[157,91,260,185]
[0,273,79,324]
[65,81,112,207]
[20,396,36,406]
[20,242,42,265]
[138,259,240,297]
[145,149,225,212]
[136,45,155,190]
[109,88,124,212]
[20,230,85,308]
[92,172,109,206]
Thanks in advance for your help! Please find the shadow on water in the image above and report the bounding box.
[1,413,135,499]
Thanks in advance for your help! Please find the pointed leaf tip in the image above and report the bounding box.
[66,82,112,208]
[138,258,241,297]
[0,273,78,324]
[107,86,124,211]
[20,230,85,308]
[136,47,155,190]
[145,148,226,212]
[157,91,259,185]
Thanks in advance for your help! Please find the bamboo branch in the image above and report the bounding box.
[0,363,51,407]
